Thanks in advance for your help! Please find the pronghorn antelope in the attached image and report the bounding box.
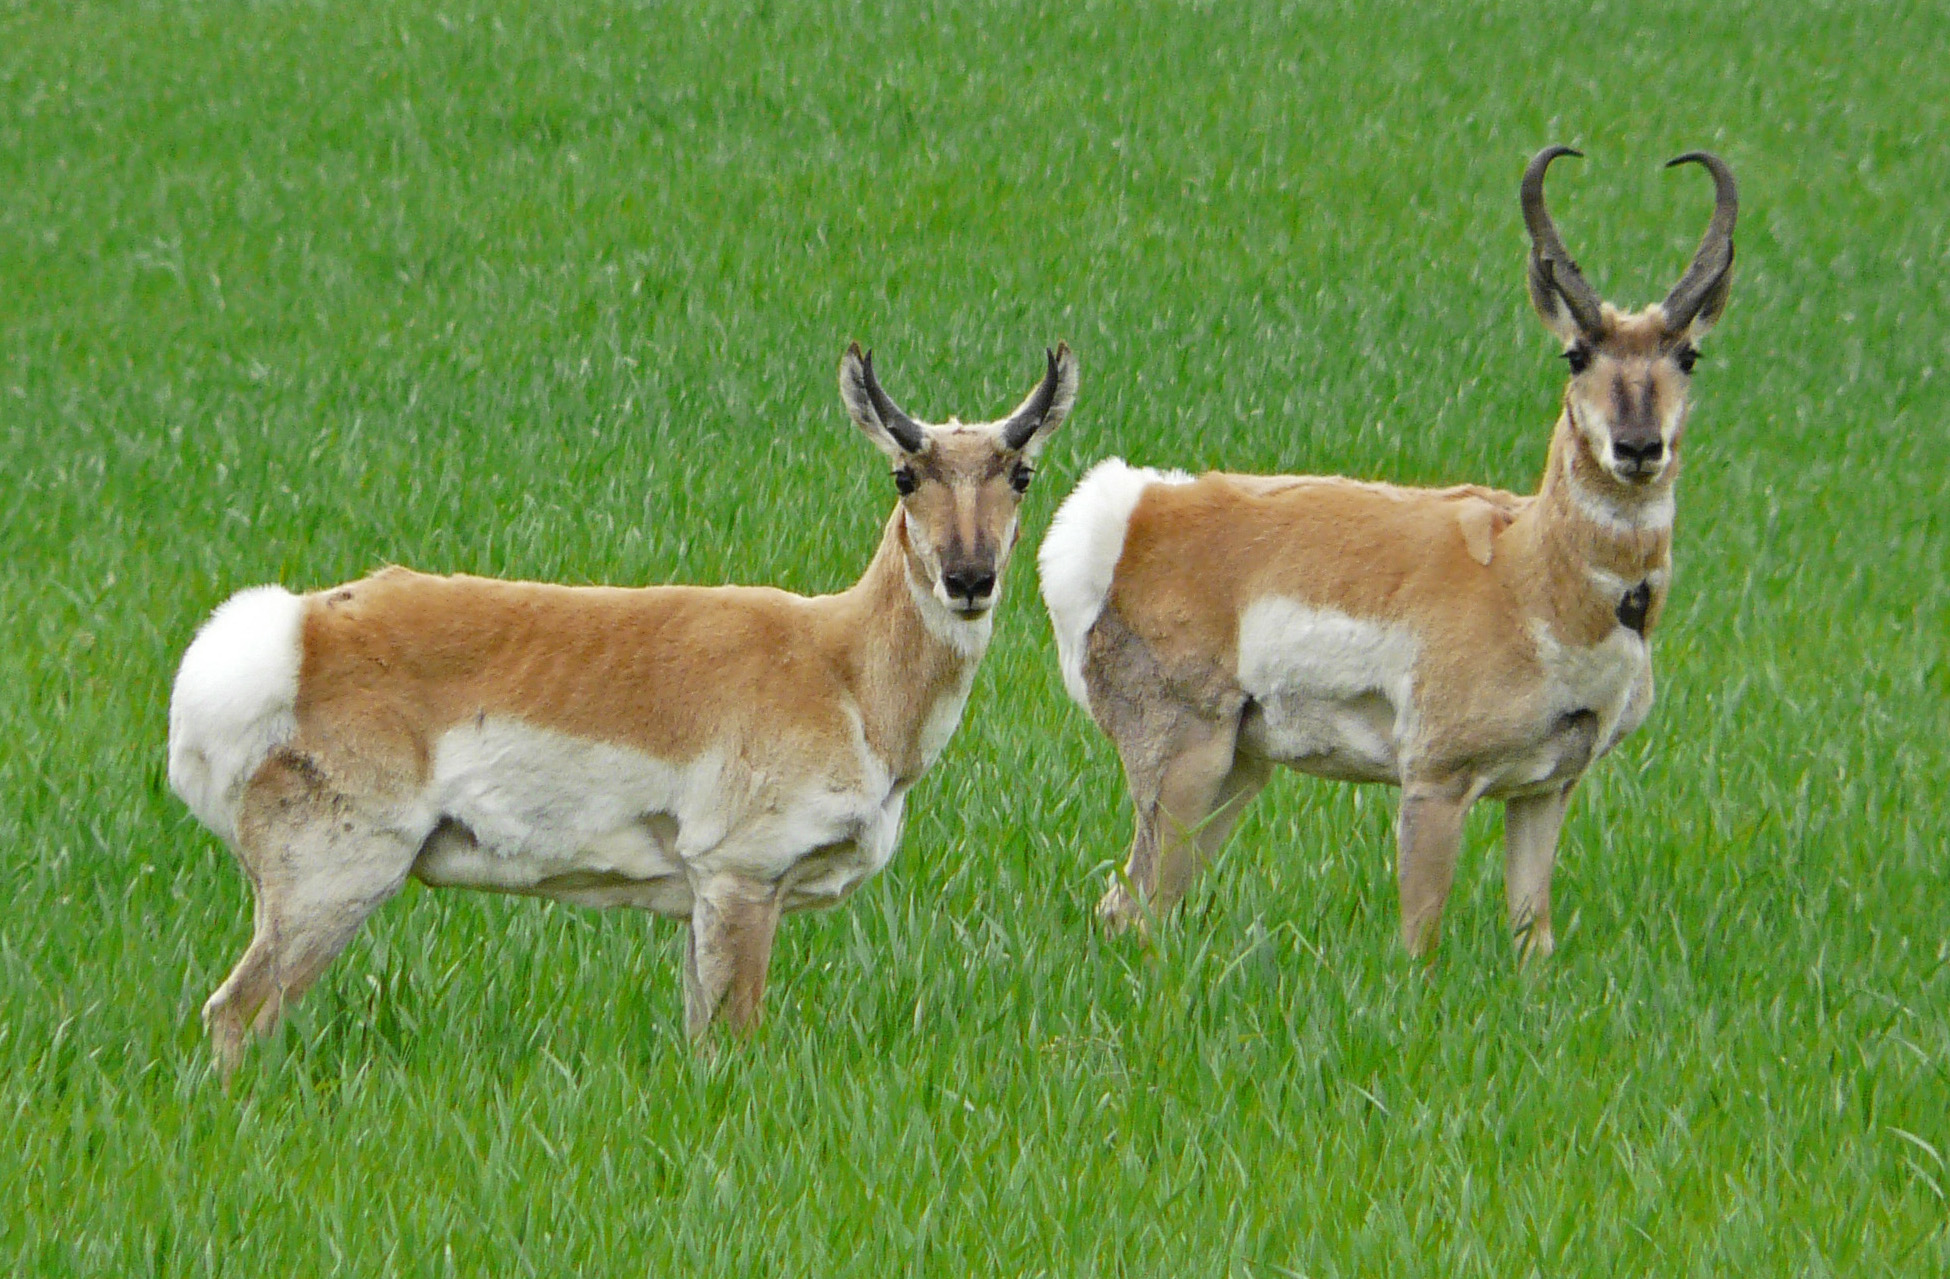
[169,342,1076,1068]
[1041,148,1734,959]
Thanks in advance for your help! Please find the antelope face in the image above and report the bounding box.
[1523,147,1736,492]
[1559,312,1697,487]
[840,343,1077,617]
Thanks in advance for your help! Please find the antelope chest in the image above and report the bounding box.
[1530,620,1652,744]
[1487,620,1653,796]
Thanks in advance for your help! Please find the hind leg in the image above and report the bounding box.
[1100,714,1265,934]
[683,873,783,1041]
[202,885,280,1072]
[202,753,417,1075]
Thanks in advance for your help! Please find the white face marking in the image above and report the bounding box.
[1562,451,1675,533]
[904,552,992,661]
[1236,597,1419,779]
[1037,458,1195,709]
[896,430,1021,618]
[1565,364,1690,487]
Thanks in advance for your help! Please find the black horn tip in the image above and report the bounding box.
[1521,147,1587,205]
[1665,150,1716,169]
[1526,145,1584,174]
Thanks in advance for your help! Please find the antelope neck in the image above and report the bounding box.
[1522,420,1675,642]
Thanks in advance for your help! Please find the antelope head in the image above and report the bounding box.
[1524,146,1737,495]
[840,343,1078,617]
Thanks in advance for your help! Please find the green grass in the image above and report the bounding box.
[4,0,1947,1272]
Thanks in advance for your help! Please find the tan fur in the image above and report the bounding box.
[291,519,968,798]
[1076,300,1721,960]
[180,344,1075,1072]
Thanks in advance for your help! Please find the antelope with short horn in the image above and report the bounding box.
[170,342,1076,1071]
[1040,148,1735,959]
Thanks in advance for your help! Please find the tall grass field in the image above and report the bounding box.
[4,0,1946,1272]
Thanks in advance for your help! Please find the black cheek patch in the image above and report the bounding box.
[1617,581,1652,635]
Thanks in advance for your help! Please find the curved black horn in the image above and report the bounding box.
[1659,151,1738,332]
[1522,146,1606,337]
[859,348,926,453]
[1001,347,1063,451]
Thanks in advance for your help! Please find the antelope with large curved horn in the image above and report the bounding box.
[1041,149,1735,960]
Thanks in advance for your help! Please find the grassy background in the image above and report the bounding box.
[4,0,1947,1272]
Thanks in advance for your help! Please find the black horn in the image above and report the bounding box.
[1522,146,1607,338]
[1001,347,1063,451]
[856,346,926,453]
[1659,151,1738,333]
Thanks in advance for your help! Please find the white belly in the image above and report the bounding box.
[409,717,900,918]
[1234,598,1417,782]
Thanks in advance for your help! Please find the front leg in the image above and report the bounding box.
[1396,785,1471,958]
[1503,783,1573,963]
[684,873,784,1041]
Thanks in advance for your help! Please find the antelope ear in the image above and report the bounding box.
[999,342,1078,457]
[839,343,926,457]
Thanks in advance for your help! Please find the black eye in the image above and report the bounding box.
[1563,345,1592,375]
[893,468,917,496]
[1674,345,1699,375]
[1010,464,1033,494]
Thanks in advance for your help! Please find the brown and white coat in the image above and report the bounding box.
[169,342,1076,1069]
[1040,149,1736,959]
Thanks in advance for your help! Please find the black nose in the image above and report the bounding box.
[942,569,996,603]
[1615,437,1664,469]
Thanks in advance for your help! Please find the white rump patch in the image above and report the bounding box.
[167,585,305,842]
[1038,458,1193,709]
[1235,597,1419,781]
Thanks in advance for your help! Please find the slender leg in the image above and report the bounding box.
[1396,786,1471,958]
[1504,784,1573,962]
[1152,751,1271,912]
[684,874,784,1040]
[202,755,416,1077]
[202,897,280,1073]
[1100,717,1263,933]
